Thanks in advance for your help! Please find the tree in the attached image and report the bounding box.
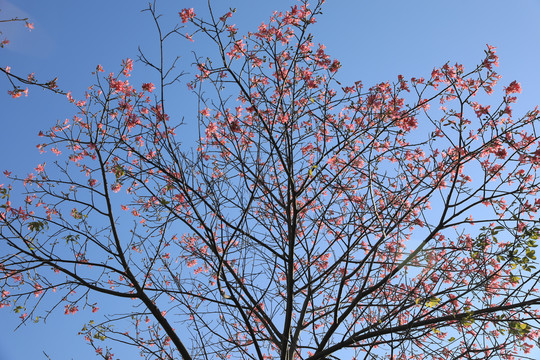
[2,1,540,359]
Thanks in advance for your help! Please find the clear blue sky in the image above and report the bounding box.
[1,0,540,359]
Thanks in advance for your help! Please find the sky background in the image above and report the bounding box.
[1,0,540,359]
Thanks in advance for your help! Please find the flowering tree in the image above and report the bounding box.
[2,1,540,359]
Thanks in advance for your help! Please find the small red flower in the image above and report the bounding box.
[142,82,155,92]
[179,8,195,23]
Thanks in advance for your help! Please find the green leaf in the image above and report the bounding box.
[64,234,80,244]
[28,220,47,232]
[114,164,125,180]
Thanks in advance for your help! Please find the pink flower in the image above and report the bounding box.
[88,179,98,187]
[142,82,155,92]
[24,173,34,185]
[35,163,45,173]
[227,39,246,59]
[122,58,133,76]
[34,284,43,297]
[505,80,522,95]
[179,8,196,23]
[25,22,34,31]
[111,183,122,193]
[187,259,197,268]
[205,122,218,138]
[495,148,507,159]
[329,59,341,73]
[220,11,233,22]
[64,305,78,315]
[8,88,28,98]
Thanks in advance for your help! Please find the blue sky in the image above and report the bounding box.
[2,0,540,359]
